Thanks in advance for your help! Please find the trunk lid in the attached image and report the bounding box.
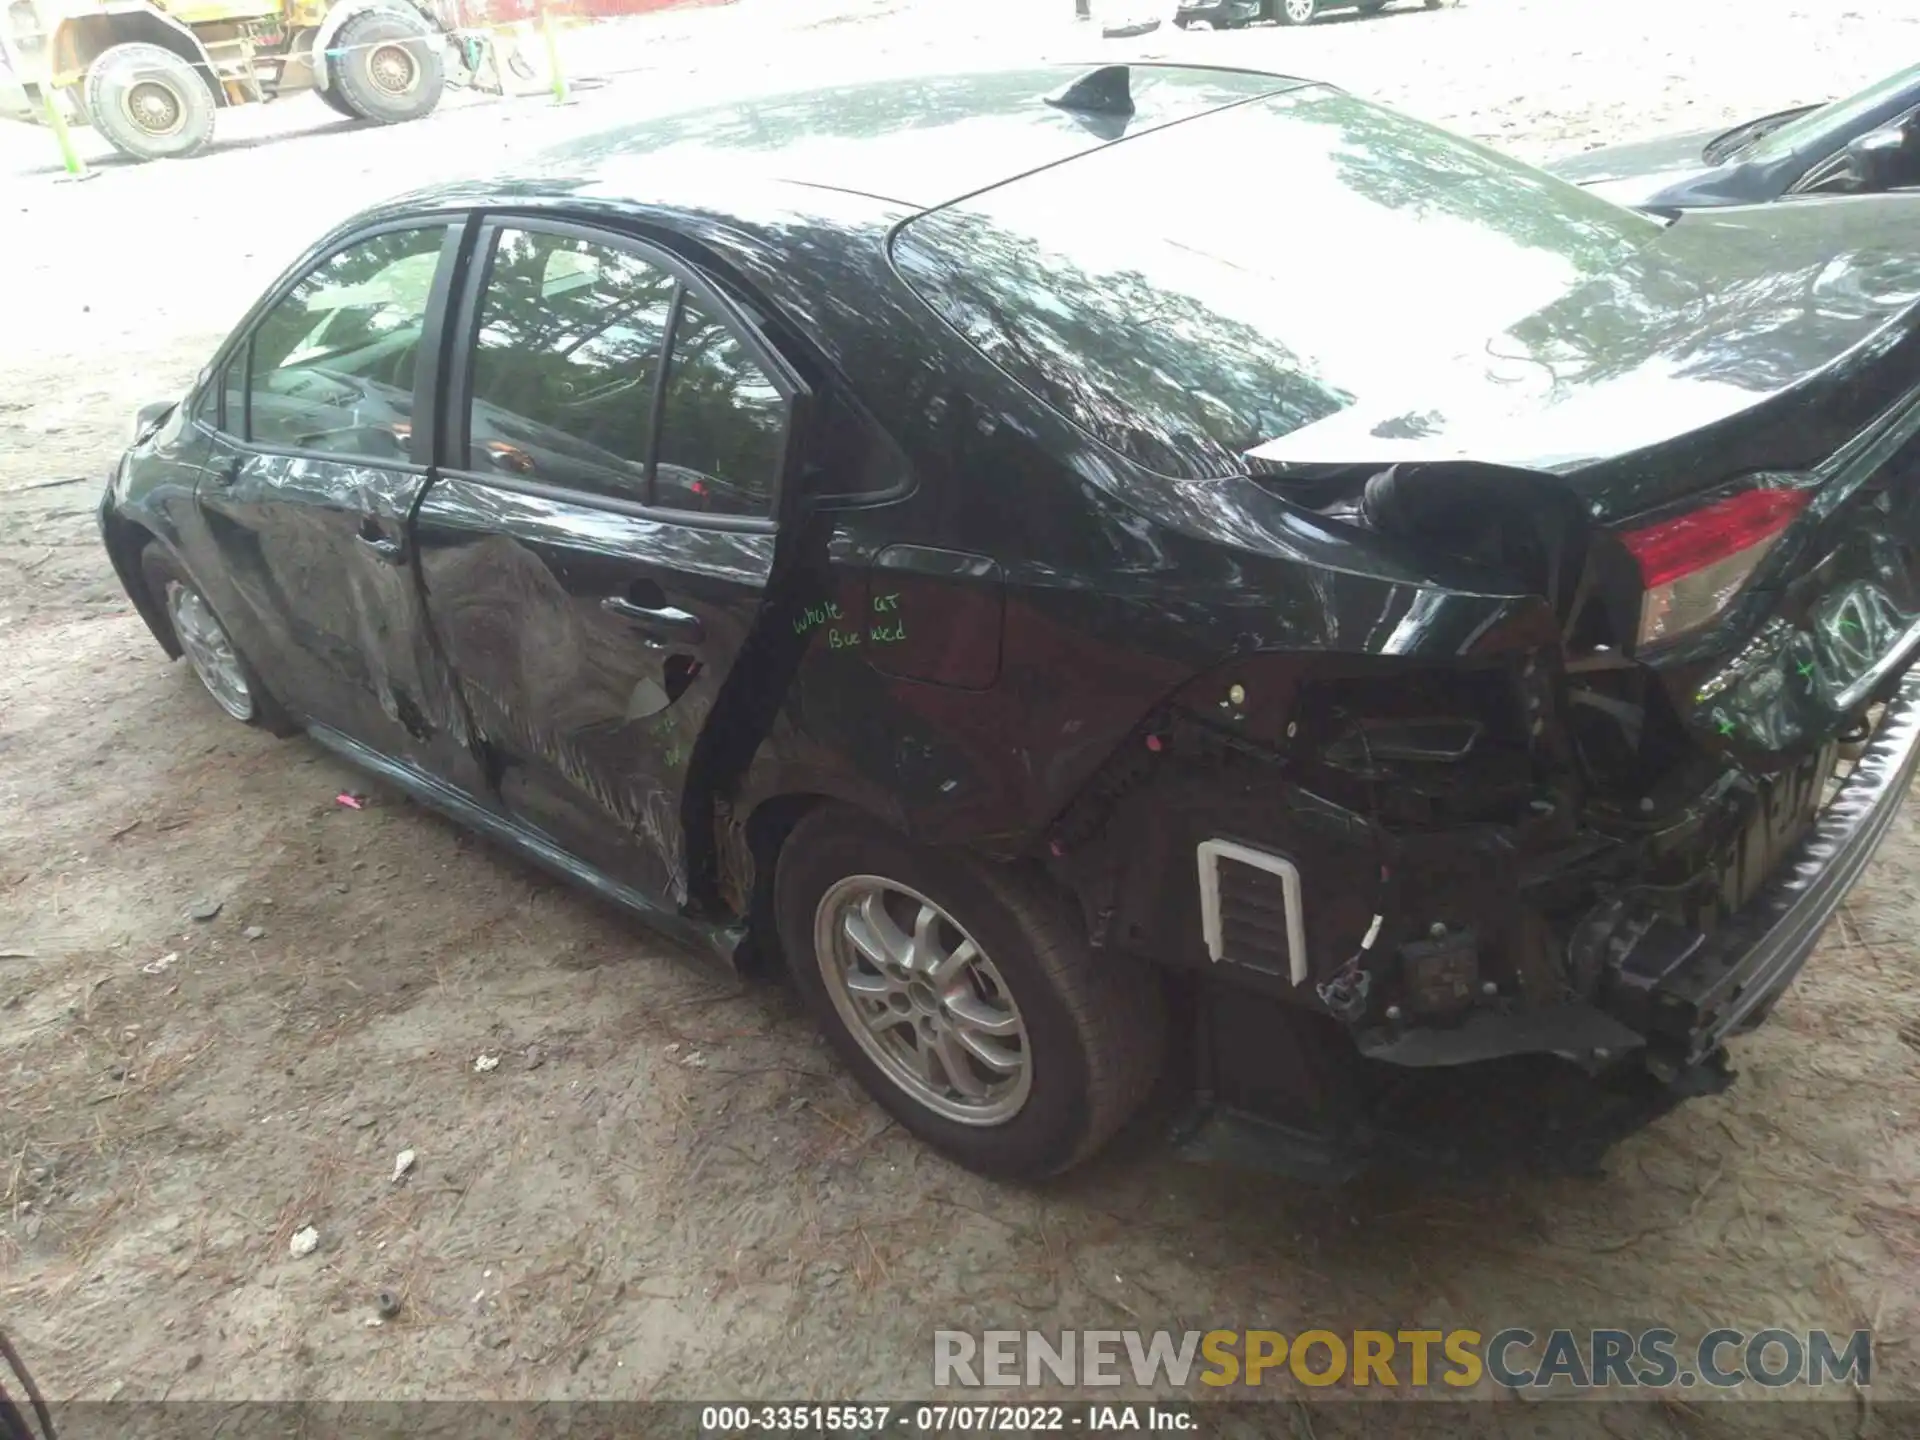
[1242,196,1920,756]
[1246,195,1920,524]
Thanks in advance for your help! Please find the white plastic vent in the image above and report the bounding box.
[1197,839,1308,986]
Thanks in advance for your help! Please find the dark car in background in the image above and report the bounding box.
[1175,0,1442,28]
[1549,60,1920,210]
[98,62,1920,1182]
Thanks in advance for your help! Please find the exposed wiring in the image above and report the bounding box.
[1314,721,1397,1022]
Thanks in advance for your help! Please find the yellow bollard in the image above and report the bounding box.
[540,5,570,106]
[39,85,89,179]
[27,0,89,176]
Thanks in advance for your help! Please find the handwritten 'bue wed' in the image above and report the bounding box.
[800,592,907,647]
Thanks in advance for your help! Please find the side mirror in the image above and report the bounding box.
[1845,124,1911,189]
[129,398,177,445]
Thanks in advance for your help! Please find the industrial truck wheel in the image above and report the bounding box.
[329,10,445,125]
[316,83,358,118]
[84,43,214,162]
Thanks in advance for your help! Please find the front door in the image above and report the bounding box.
[193,221,486,792]
[414,221,799,907]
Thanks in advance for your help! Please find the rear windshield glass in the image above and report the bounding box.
[893,85,1662,480]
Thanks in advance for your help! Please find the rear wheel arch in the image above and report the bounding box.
[733,789,878,975]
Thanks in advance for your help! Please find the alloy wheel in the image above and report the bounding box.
[814,877,1032,1125]
[1284,0,1317,21]
[165,580,254,722]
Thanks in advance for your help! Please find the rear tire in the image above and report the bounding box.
[139,545,296,736]
[775,806,1165,1179]
[329,10,445,125]
[84,43,214,162]
[1277,0,1319,22]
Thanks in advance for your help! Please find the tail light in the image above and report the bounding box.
[1619,481,1812,648]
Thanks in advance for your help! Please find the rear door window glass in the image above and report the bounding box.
[464,229,678,502]
[653,290,790,517]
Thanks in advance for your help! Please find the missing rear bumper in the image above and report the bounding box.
[1342,675,1920,1075]
[1178,676,1920,1177]
[1610,673,1920,1068]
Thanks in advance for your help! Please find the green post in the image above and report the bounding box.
[541,4,569,106]
[39,85,87,179]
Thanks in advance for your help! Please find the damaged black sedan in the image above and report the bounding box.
[99,63,1920,1181]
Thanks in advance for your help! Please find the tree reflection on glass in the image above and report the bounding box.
[467,229,679,499]
[893,87,1666,479]
[655,291,787,517]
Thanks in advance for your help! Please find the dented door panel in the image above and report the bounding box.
[414,478,773,907]
[197,442,486,791]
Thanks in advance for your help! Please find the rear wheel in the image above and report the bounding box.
[329,10,445,125]
[84,43,214,161]
[140,546,295,734]
[776,806,1165,1178]
[1277,0,1319,22]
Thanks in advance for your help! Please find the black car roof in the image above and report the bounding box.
[368,63,1314,231]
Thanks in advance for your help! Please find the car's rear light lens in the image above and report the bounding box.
[1620,484,1812,648]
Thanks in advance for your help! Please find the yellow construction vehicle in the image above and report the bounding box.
[1,0,447,161]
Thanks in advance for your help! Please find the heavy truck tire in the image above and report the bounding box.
[84,42,214,161]
[329,10,445,125]
[317,82,357,118]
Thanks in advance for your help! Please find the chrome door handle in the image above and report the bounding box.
[600,596,704,643]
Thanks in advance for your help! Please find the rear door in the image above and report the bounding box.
[413,219,800,907]
[194,219,488,791]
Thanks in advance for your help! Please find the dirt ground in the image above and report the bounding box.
[5,0,1920,1422]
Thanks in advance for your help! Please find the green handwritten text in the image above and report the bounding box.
[794,600,844,636]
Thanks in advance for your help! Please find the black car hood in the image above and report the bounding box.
[1248,194,1920,521]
